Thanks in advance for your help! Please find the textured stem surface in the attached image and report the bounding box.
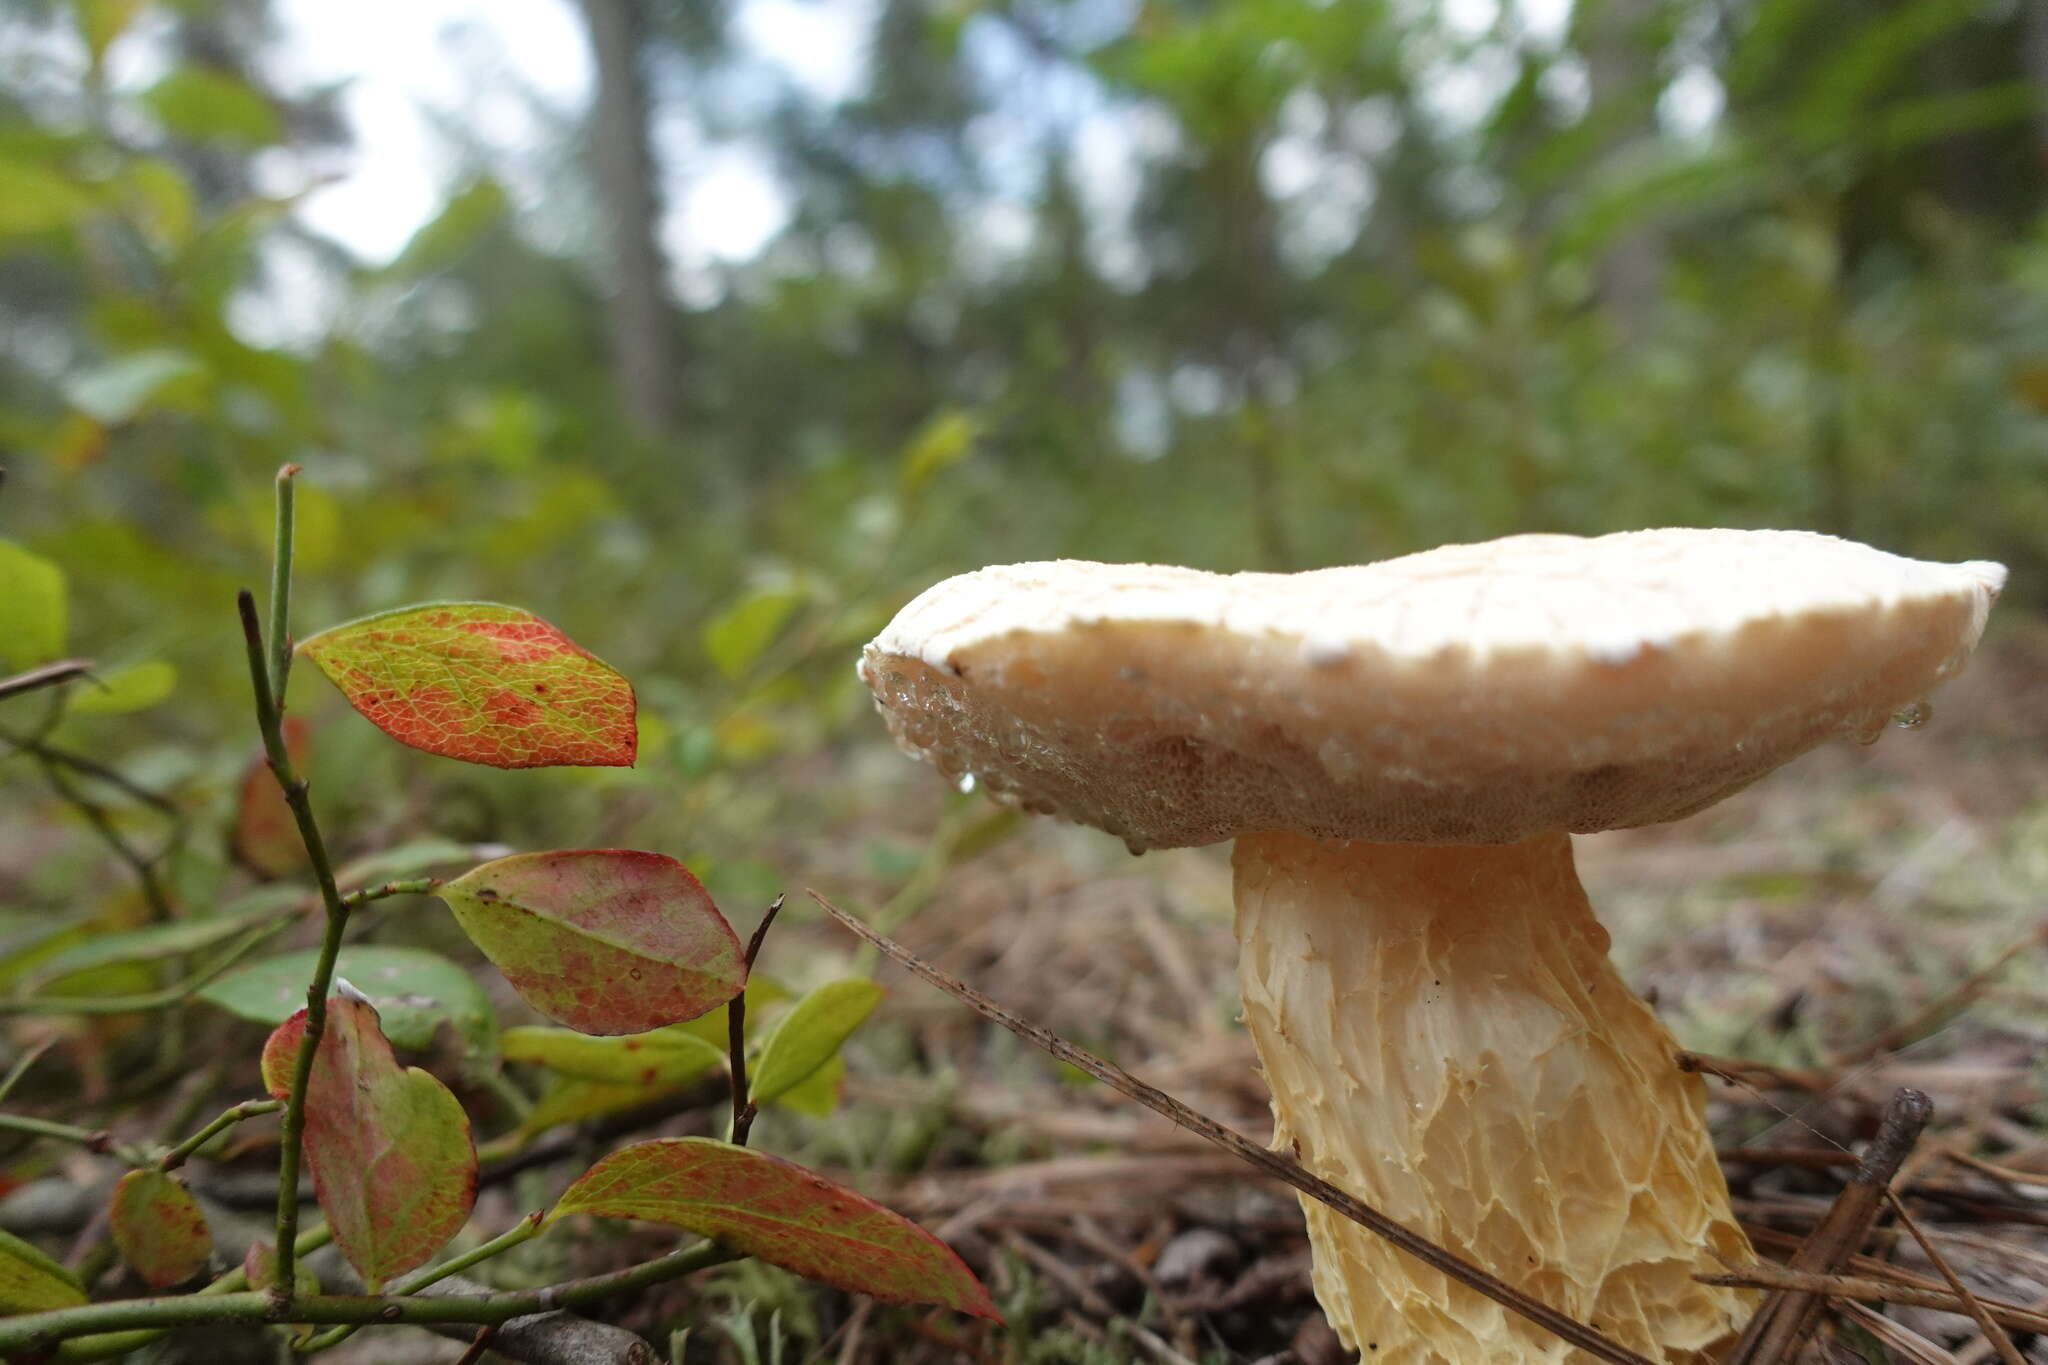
[1233,831,1752,1364]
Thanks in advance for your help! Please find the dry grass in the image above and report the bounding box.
[11,623,2048,1363]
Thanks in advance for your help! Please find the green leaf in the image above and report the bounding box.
[109,1170,210,1289]
[0,540,66,669]
[141,65,283,145]
[74,0,147,65]
[201,946,497,1055]
[437,850,744,1036]
[64,660,176,715]
[0,156,91,237]
[517,1075,675,1138]
[771,1053,843,1117]
[897,410,978,498]
[297,603,637,769]
[27,917,257,987]
[702,588,803,679]
[387,177,509,279]
[668,974,791,1048]
[64,349,206,424]
[749,979,884,1107]
[502,1025,726,1088]
[0,1228,85,1312]
[0,912,93,994]
[548,1138,999,1321]
[261,995,475,1289]
[336,838,502,888]
[243,1239,320,1296]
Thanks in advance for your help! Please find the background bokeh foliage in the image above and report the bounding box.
[0,0,2044,905]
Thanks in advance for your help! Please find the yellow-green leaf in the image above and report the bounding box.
[771,1054,843,1117]
[750,979,884,1106]
[501,1025,725,1088]
[898,410,978,498]
[141,65,283,145]
[74,0,147,65]
[65,660,175,716]
[518,1075,674,1138]
[0,541,65,669]
[0,1228,85,1312]
[702,588,803,679]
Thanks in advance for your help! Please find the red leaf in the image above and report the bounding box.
[261,994,476,1288]
[436,850,744,1035]
[109,1169,210,1289]
[231,716,310,878]
[297,603,635,768]
[548,1138,999,1322]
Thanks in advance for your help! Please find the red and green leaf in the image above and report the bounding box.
[436,850,743,1035]
[261,994,476,1289]
[548,1137,999,1322]
[297,603,635,769]
[108,1169,210,1288]
[231,715,310,878]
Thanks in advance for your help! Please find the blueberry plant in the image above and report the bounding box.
[0,467,997,1360]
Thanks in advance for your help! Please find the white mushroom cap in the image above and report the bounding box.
[859,530,2005,849]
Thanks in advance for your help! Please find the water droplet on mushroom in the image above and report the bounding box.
[1849,716,1887,745]
[1892,699,1933,730]
[955,771,977,794]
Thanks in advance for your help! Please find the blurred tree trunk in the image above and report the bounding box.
[1579,0,1666,337]
[576,0,680,437]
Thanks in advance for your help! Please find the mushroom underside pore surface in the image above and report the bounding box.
[1234,830,1752,1365]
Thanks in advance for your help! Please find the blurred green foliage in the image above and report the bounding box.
[0,0,2044,866]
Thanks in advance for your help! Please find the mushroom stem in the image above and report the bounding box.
[1233,831,1753,1364]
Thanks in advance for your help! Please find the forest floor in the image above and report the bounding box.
[14,622,2048,1365]
[557,613,2048,1365]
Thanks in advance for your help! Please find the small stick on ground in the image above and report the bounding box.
[809,889,1658,1365]
[1888,1191,2026,1365]
[1722,1087,1932,1365]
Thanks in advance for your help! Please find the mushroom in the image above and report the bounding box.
[857,529,2005,1364]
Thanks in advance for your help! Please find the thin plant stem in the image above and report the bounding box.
[340,877,441,908]
[34,754,174,919]
[727,893,783,1146]
[0,728,184,824]
[298,1213,546,1352]
[160,1098,283,1172]
[0,1238,738,1356]
[237,584,354,1307]
[268,465,299,713]
[0,1113,149,1165]
[56,1224,334,1364]
[0,1041,51,1105]
[0,659,95,703]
